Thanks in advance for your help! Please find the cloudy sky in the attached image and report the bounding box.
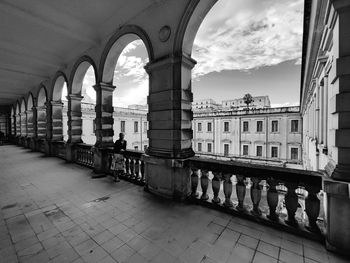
[81,0,304,108]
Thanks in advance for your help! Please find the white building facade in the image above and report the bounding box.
[193,107,302,167]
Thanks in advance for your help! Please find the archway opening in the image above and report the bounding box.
[37,87,48,138]
[52,75,69,141]
[81,66,96,145]
[189,0,304,161]
[103,35,150,152]
[20,99,26,136]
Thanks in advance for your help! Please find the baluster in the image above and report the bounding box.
[200,170,209,201]
[140,160,145,183]
[125,156,130,177]
[223,173,233,207]
[135,158,140,180]
[236,175,246,211]
[130,158,135,178]
[305,185,321,232]
[191,168,199,198]
[250,177,262,216]
[77,149,81,163]
[267,178,279,221]
[284,182,299,226]
[212,171,221,204]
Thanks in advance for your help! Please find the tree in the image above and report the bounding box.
[243,93,254,109]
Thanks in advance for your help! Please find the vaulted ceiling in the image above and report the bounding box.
[0,0,157,105]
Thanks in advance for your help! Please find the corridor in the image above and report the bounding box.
[0,145,346,263]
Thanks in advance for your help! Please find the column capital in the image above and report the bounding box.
[93,82,116,92]
[49,100,64,107]
[145,53,197,73]
[67,94,84,101]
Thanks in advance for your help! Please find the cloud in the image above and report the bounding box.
[113,40,149,107]
[192,0,304,78]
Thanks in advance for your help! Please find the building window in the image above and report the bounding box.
[291,120,299,132]
[207,122,212,132]
[134,121,138,133]
[120,121,125,133]
[257,121,263,132]
[291,147,299,160]
[224,122,229,132]
[256,146,262,157]
[224,144,229,156]
[243,121,249,132]
[198,122,202,132]
[134,146,139,151]
[143,122,147,132]
[271,120,278,132]
[207,143,212,153]
[271,146,278,158]
[198,142,202,152]
[243,145,249,156]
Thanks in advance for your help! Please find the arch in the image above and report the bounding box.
[37,85,48,106]
[15,101,21,114]
[20,98,26,113]
[70,56,98,95]
[99,25,154,84]
[174,0,217,56]
[52,72,69,101]
[27,93,34,110]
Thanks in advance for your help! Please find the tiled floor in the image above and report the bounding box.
[0,145,348,263]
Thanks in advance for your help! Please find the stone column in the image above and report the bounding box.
[324,0,350,255]
[143,54,195,200]
[31,104,38,151]
[92,83,115,175]
[47,100,64,156]
[16,113,21,139]
[66,94,83,161]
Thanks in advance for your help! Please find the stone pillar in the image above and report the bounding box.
[324,0,350,255]
[31,104,38,151]
[92,83,115,174]
[143,54,195,200]
[16,113,21,139]
[26,109,34,147]
[50,101,64,141]
[66,94,83,161]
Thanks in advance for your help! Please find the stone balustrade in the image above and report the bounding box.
[107,149,145,186]
[75,143,94,168]
[186,156,325,241]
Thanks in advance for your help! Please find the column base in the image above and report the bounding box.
[92,146,113,177]
[143,155,191,201]
[324,179,350,256]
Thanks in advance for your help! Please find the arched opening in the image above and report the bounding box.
[15,102,20,137]
[70,60,97,145]
[27,93,34,138]
[10,107,15,136]
[52,75,69,141]
[183,0,306,225]
[37,86,48,138]
[102,34,150,152]
[20,99,26,137]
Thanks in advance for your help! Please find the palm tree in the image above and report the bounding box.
[243,93,254,109]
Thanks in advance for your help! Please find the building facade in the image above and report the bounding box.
[193,106,302,167]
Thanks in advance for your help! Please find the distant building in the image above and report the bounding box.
[221,95,271,110]
[193,95,271,112]
[193,106,302,168]
[192,99,221,111]
[71,98,302,168]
